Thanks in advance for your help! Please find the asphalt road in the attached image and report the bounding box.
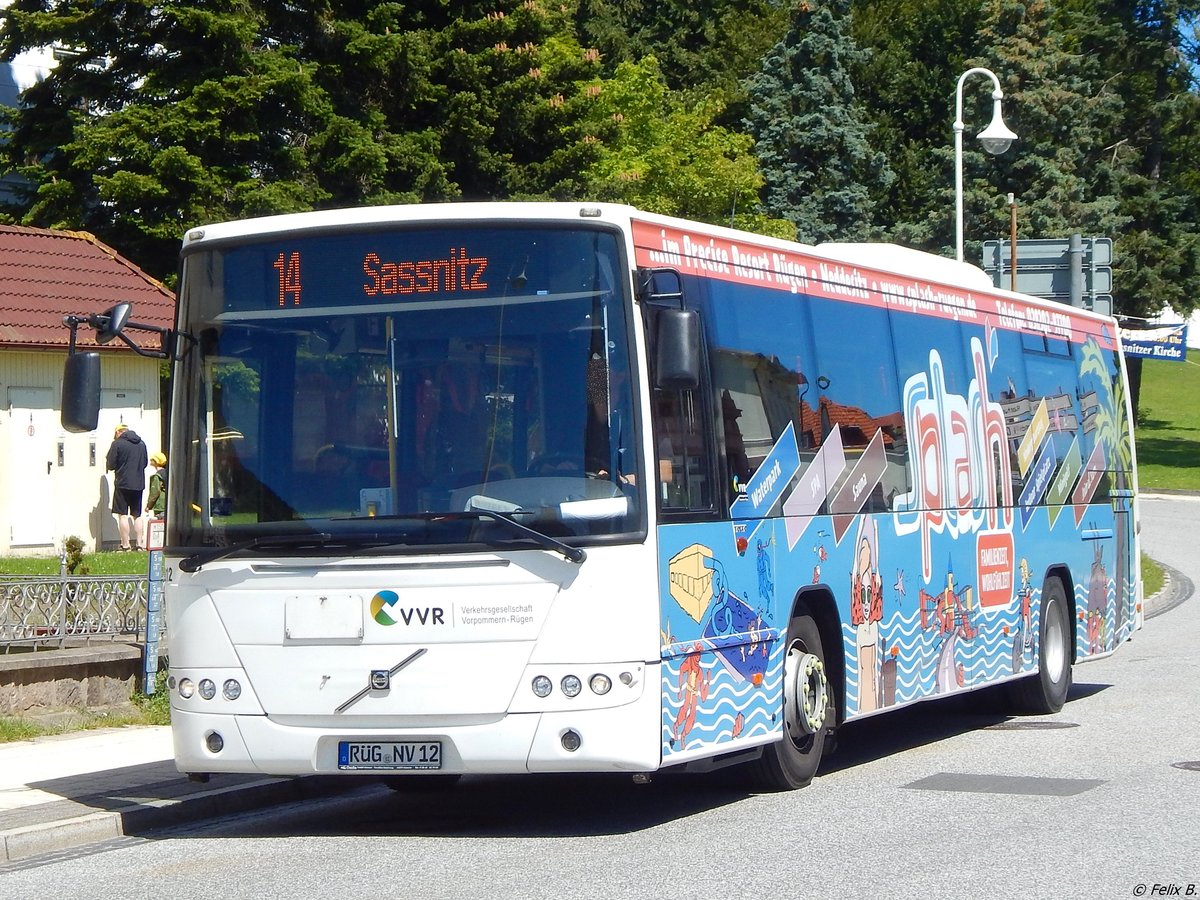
[1,495,1195,900]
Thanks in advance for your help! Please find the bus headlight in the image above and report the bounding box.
[531,675,553,698]
[198,679,217,700]
[178,678,196,699]
[589,674,612,695]
[222,679,242,701]
[560,675,582,698]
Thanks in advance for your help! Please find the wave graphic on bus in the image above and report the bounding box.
[661,648,785,753]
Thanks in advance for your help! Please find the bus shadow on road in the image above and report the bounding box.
[819,680,1113,775]
[181,682,1116,841]
[192,770,759,839]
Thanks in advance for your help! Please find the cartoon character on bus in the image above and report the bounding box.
[1086,543,1110,653]
[851,516,885,712]
[919,561,978,692]
[673,643,711,748]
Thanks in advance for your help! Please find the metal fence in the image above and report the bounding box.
[0,575,148,651]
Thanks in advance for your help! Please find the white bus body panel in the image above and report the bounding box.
[166,543,665,775]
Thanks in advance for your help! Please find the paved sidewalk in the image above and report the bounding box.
[0,726,350,863]
[0,561,1189,865]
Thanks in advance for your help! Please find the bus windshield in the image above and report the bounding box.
[172,223,642,553]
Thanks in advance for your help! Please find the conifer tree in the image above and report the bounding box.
[744,0,892,244]
[575,0,787,99]
[968,0,1129,259]
[849,0,983,248]
[1069,0,1200,320]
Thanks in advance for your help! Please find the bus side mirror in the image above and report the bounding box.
[655,308,700,391]
[93,302,132,344]
[61,351,101,433]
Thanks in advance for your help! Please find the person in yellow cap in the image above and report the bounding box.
[145,452,168,518]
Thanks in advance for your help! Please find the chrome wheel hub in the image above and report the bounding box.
[785,643,828,738]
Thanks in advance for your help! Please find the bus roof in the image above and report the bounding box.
[182,202,642,247]
[182,201,1117,330]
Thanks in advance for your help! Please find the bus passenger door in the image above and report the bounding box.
[1111,487,1136,639]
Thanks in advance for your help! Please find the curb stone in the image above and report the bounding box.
[1,775,360,864]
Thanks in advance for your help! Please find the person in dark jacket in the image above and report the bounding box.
[106,424,149,550]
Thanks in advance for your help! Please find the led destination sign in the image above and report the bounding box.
[362,248,490,297]
[211,226,616,313]
[269,247,490,307]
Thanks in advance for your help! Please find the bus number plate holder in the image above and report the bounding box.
[338,741,442,770]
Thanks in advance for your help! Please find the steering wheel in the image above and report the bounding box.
[526,453,601,479]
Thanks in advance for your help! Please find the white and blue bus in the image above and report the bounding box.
[63,202,1141,789]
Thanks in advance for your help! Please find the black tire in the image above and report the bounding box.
[1007,577,1073,714]
[381,774,462,792]
[746,612,832,790]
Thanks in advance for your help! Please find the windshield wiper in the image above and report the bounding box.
[453,510,586,564]
[178,533,335,573]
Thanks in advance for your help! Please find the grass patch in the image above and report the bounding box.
[1141,553,1164,600]
[1136,359,1200,491]
[0,551,148,577]
[0,706,162,743]
[131,668,172,725]
[0,717,44,742]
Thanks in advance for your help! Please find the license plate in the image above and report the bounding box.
[338,741,442,770]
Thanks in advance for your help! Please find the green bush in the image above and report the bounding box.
[64,535,89,575]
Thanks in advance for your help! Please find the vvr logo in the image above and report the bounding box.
[370,590,446,627]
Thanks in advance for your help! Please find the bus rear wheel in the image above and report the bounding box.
[747,613,831,791]
[1007,577,1073,715]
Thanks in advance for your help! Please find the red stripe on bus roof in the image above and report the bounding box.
[631,219,1117,350]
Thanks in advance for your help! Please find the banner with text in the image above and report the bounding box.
[1120,323,1188,362]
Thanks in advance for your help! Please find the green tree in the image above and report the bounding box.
[0,1,605,281]
[579,56,791,237]
[1074,0,1200,320]
[745,0,892,243]
[850,0,983,248]
[968,0,1129,259]
[575,0,788,99]
[0,0,337,277]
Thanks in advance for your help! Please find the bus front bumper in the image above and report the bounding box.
[171,696,661,778]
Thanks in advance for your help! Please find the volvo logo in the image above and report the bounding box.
[335,648,427,714]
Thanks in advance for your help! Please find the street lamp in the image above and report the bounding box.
[954,66,1018,262]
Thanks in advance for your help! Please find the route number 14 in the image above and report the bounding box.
[273,251,302,306]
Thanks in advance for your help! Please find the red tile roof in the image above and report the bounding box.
[0,224,175,351]
[800,399,904,448]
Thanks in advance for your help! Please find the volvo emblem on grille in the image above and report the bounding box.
[335,648,427,714]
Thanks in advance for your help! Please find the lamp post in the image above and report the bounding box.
[954,67,1018,262]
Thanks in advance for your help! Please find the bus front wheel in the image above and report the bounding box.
[1008,577,1073,715]
[747,612,831,790]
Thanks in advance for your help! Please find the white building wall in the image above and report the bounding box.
[0,349,163,556]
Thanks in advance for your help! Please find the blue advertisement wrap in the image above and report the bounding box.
[657,329,1137,763]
